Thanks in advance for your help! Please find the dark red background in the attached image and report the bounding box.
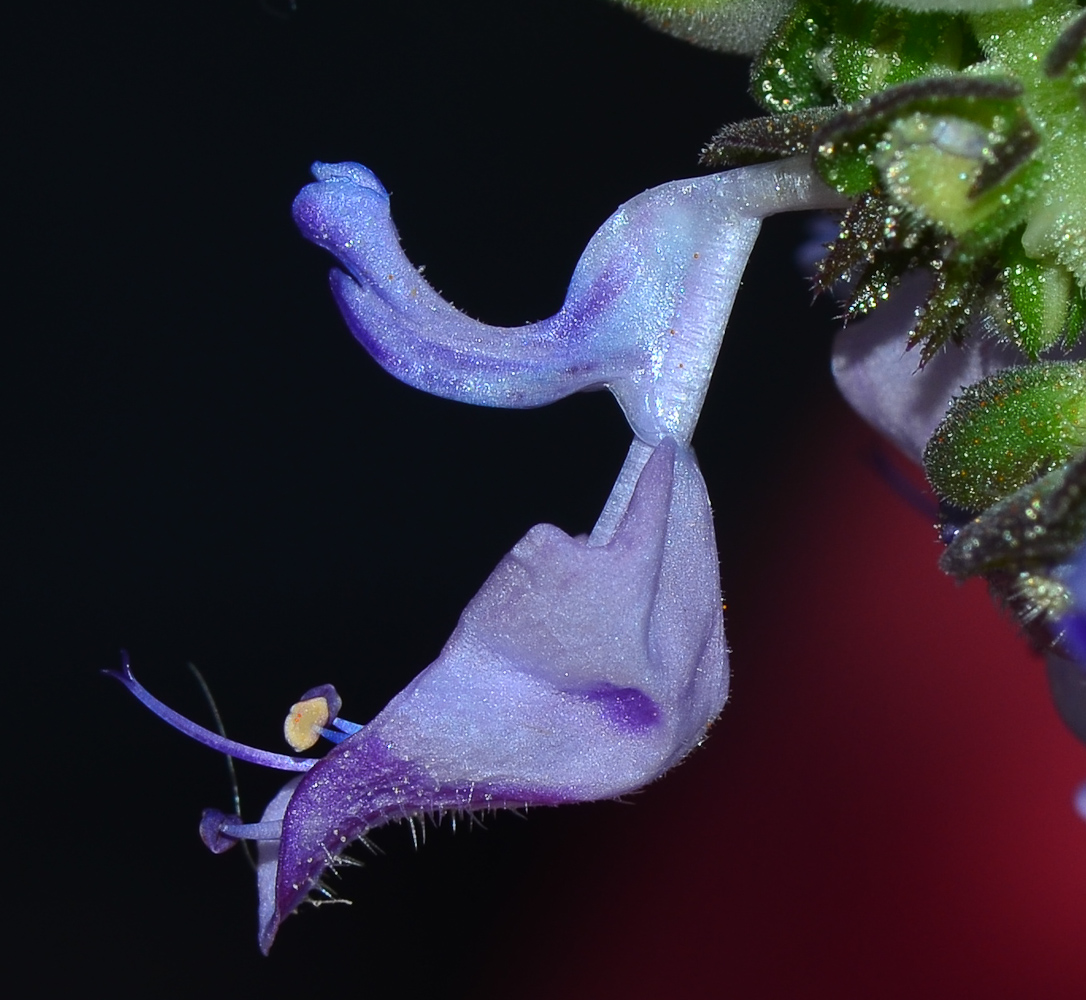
[494,401,1086,997]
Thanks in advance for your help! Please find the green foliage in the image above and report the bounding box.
[973,2,1086,286]
[830,4,964,103]
[872,101,1039,243]
[750,0,836,113]
[1000,230,1086,358]
[938,449,1086,637]
[612,0,796,56]
[923,361,1086,511]
[737,0,1086,364]
[941,450,1086,580]
[751,0,968,115]
[671,0,1086,633]
[810,74,1035,218]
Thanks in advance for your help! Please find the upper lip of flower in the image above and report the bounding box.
[292,157,845,447]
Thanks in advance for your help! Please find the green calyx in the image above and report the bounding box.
[937,448,1086,640]
[732,0,1086,360]
[651,0,1086,637]
[923,360,1086,511]
[1001,230,1086,358]
[973,2,1086,287]
[750,0,970,117]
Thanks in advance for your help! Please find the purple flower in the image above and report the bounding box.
[110,436,725,952]
[831,272,1086,824]
[113,157,846,948]
[1049,544,1086,766]
[830,272,1026,464]
[1057,543,1086,665]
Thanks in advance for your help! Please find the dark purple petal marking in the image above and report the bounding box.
[264,734,576,952]
[585,685,661,731]
[251,438,727,950]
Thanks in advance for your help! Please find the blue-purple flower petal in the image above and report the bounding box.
[831,272,1027,464]
[294,159,843,445]
[253,437,725,950]
[118,158,854,949]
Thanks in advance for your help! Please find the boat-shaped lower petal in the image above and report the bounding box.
[257,439,727,949]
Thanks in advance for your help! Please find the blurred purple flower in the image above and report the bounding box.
[1049,543,1086,774]
[830,271,1086,824]
[830,272,1026,464]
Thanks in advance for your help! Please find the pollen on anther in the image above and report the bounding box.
[284,696,331,751]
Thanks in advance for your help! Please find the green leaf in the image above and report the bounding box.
[812,74,1039,243]
[612,0,797,56]
[940,449,1086,580]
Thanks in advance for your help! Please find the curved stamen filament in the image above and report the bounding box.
[219,818,283,842]
[105,651,316,773]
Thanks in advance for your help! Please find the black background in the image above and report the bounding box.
[9,2,1085,997]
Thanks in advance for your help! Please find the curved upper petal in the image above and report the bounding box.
[294,159,844,445]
